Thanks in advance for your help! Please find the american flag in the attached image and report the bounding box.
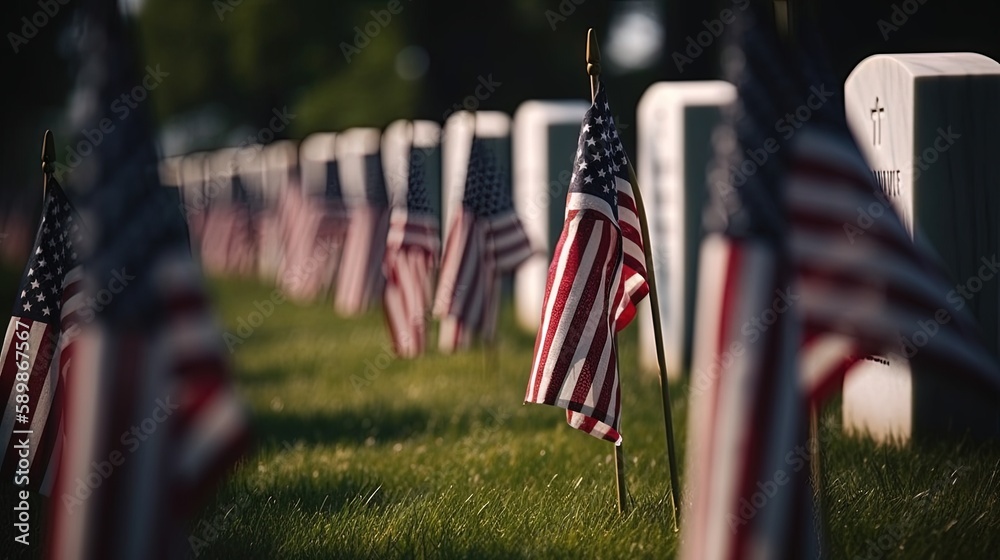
[523,83,648,444]
[434,137,533,352]
[383,144,441,357]
[680,12,817,558]
[0,180,84,496]
[275,175,332,302]
[307,156,349,299]
[45,2,249,558]
[335,152,391,316]
[200,170,258,278]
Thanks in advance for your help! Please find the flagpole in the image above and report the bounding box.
[41,129,55,200]
[587,28,682,528]
[772,0,825,546]
[585,29,630,516]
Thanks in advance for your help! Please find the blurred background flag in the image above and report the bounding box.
[0,178,83,496]
[434,137,532,353]
[45,1,249,558]
[679,10,813,558]
[523,83,647,444]
[383,137,440,358]
[335,131,391,316]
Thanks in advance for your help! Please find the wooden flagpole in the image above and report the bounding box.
[587,28,682,528]
[41,129,55,199]
[585,30,630,516]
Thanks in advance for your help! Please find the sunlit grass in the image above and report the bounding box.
[193,278,1000,559]
[2,265,998,559]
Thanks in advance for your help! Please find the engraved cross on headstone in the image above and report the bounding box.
[870,96,885,146]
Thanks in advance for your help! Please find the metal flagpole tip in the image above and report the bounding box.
[586,28,601,77]
[41,129,55,176]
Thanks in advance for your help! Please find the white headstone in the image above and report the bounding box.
[511,100,590,331]
[257,140,300,282]
[843,52,1000,443]
[300,132,338,199]
[634,81,736,380]
[335,128,383,206]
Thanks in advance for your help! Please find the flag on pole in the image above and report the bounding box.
[0,180,84,496]
[383,144,441,357]
[523,83,648,444]
[45,2,249,558]
[434,137,532,352]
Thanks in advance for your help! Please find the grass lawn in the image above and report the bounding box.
[195,278,1000,559]
[1,266,999,559]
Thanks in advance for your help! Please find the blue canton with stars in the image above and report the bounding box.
[13,180,84,322]
[463,138,513,218]
[569,83,630,220]
[406,146,433,215]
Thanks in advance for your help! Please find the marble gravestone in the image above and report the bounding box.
[257,140,299,283]
[300,132,338,199]
[441,111,511,243]
[634,82,736,381]
[843,53,1000,443]
[511,100,590,332]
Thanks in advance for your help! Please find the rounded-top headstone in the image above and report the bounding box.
[843,52,1000,444]
[634,81,736,380]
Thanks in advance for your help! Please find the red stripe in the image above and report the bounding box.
[546,219,614,409]
[530,210,583,400]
